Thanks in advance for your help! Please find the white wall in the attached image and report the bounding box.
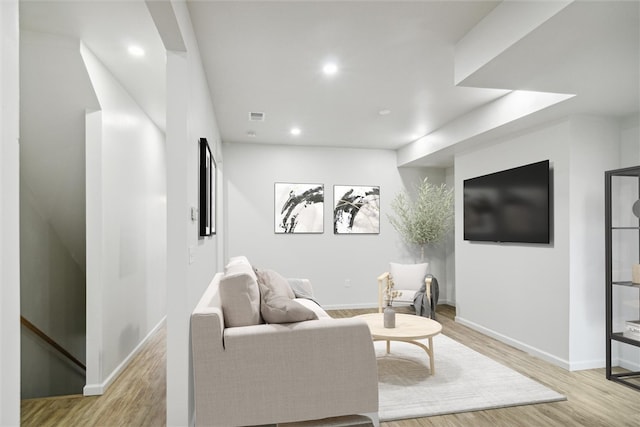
[158,2,222,425]
[455,115,623,370]
[620,115,640,168]
[456,119,572,366]
[19,30,96,398]
[0,0,20,423]
[81,44,167,394]
[223,142,450,308]
[20,187,86,398]
[20,31,95,271]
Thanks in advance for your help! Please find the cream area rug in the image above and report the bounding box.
[376,334,566,421]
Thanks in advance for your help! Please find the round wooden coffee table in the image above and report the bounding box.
[355,312,442,374]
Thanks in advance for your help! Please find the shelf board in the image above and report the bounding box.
[613,281,640,287]
[611,226,640,230]
[612,332,640,346]
[608,374,640,392]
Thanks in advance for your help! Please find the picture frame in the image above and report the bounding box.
[333,185,380,234]
[199,138,216,236]
[274,182,324,234]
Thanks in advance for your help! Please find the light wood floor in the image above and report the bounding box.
[21,306,640,426]
[21,324,166,426]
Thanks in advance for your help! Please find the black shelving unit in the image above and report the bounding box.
[605,165,640,391]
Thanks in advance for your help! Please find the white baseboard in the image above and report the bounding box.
[83,316,166,396]
[323,300,455,311]
[455,315,572,370]
[323,303,379,310]
[569,358,606,371]
[616,356,640,372]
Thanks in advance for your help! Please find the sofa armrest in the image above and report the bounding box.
[191,306,225,355]
[199,318,378,426]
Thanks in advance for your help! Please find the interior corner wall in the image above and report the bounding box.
[567,115,620,370]
[455,115,627,370]
[223,142,449,308]
[81,45,167,393]
[455,119,572,368]
[0,0,20,423]
[164,2,222,426]
[620,115,640,167]
[445,166,456,304]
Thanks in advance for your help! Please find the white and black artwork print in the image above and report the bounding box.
[333,185,380,234]
[274,183,324,233]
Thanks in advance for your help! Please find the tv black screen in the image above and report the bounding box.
[463,160,550,243]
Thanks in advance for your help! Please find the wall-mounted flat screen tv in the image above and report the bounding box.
[463,160,550,244]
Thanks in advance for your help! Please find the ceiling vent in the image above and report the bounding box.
[249,112,265,121]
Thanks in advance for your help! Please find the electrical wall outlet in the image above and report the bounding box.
[345,279,351,288]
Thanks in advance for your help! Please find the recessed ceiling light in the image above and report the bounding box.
[128,45,145,57]
[290,127,301,136]
[322,62,338,76]
[378,109,391,116]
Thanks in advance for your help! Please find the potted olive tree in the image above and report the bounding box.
[388,177,454,261]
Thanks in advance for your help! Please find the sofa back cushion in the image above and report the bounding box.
[219,256,261,327]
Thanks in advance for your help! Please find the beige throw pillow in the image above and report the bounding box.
[258,282,317,324]
[255,269,296,299]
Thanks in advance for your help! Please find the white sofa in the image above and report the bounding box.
[191,256,379,426]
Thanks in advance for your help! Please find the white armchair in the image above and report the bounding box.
[377,262,432,313]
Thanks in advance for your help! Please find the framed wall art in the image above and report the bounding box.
[274,182,324,233]
[199,138,216,236]
[333,185,380,234]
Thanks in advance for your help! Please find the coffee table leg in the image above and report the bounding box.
[373,337,437,375]
[428,337,435,374]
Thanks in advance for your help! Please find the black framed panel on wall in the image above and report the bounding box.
[199,138,216,236]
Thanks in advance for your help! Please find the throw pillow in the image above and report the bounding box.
[389,262,429,291]
[255,269,295,299]
[287,278,315,300]
[259,282,318,324]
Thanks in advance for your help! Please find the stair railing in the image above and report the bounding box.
[20,316,86,371]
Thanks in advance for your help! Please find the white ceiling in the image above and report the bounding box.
[187,0,509,150]
[20,0,167,131]
[19,0,640,167]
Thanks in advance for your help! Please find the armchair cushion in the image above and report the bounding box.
[389,262,429,291]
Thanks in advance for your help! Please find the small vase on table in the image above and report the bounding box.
[384,305,396,328]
